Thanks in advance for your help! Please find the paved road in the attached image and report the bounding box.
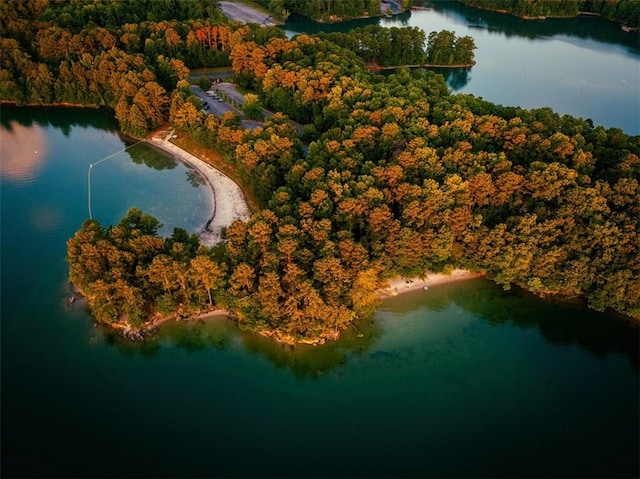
[218,1,276,25]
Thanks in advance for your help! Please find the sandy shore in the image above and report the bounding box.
[144,308,231,331]
[135,270,483,338]
[380,269,485,298]
[148,132,250,247]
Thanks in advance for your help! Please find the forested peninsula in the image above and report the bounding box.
[3,0,638,343]
[459,0,640,27]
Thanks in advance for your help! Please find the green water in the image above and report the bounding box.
[1,107,638,477]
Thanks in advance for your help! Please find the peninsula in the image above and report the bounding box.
[1,0,636,344]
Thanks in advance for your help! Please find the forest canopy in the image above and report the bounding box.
[71,29,639,343]
[2,0,637,342]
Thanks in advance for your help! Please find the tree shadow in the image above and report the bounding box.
[393,278,640,370]
[99,279,638,375]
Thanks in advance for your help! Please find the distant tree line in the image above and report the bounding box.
[317,26,476,67]
[460,0,640,27]
[255,0,412,22]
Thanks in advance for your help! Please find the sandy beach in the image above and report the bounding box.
[380,269,485,298]
[148,132,250,247]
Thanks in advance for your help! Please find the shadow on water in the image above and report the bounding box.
[387,278,639,370]
[98,278,638,376]
[432,66,471,90]
[284,12,386,36]
[234,319,382,379]
[0,104,119,135]
[99,313,383,379]
[126,142,177,171]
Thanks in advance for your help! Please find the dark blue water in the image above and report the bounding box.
[1,107,638,477]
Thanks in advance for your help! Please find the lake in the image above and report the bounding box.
[284,0,640,135]
[1,107,638,478]
[2,7,640,477]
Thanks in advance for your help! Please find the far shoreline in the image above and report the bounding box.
[461,3,639,30]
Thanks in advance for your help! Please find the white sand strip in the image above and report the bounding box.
[149,136,250,247]
[380,269,485,297]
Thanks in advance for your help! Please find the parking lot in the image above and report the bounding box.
[190,81,304,134]
[190,84,236,117]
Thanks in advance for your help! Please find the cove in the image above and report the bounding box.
[2,108,639,477]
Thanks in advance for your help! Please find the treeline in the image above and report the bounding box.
[460,0,640,27]
[255,0,411,22]
[145,32,639,343]
[317,26,476,67]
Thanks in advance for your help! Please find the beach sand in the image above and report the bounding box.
[148,132,250,247]
[380,269,485,298]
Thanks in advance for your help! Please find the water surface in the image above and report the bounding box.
[1,108,638,477]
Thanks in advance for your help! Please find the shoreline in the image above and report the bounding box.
[0,100,104,109]
[132,269,484,341]
[147,131,250,247]
[371,62,476,71]
[380,269,485,298]
[144,308,231,330]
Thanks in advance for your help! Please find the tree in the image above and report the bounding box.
[198,75,211,91]
[188,255,225,306]
[241,93,264,120]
